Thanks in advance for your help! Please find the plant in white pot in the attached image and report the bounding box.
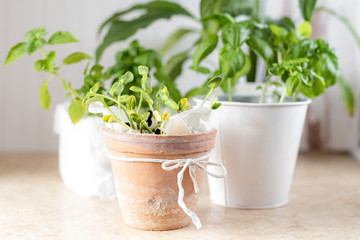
[4,28,168,199]
[190,10,355,207]
[98,0,355,208]
[84,66,226,230]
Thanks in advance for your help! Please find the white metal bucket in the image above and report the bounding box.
[200,95,311,208]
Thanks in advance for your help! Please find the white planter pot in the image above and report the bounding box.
[54,103,117,199]
[199,95,311,208]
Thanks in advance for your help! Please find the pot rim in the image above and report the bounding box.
[194,95,311,108]
[103,127,217,140]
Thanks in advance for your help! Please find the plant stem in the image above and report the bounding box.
[54,73,82,100]
[40,48,46,58]
[279,88,287,103]
[259,75,271,103]
[151,123,161,131]
[277,50,283,84]
[227,78,232,102]
[157,101,160,111]
[116,97,124,123]
[277,50,283,65]
[143,124,153,133]
[137,93,143,114]
[201,88,214,106]
[292,91,299,102]
[120,104,136,129]
[93,93,117,103]
[104,104,132,130]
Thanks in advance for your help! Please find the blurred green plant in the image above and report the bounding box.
[4,27,181,124]
[5,27,93,123]
[97,0,355,114]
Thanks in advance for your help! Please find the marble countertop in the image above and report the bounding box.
[0,152,359,240]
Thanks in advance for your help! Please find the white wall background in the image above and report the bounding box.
[0,0,359,152]
[0,0,202,152]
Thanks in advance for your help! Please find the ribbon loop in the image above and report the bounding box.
[160,151,226,229]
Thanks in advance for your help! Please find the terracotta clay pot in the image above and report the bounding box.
[103,128,217,231]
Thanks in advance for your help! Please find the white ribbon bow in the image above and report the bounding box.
[161,152,227,229]
[108,151,227,229]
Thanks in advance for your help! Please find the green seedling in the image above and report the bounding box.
[85,65,221,134]
[201,75,224,106]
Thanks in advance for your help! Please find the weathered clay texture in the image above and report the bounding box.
[103,129,217,230]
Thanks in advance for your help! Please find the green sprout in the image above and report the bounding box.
[85,65,221,134]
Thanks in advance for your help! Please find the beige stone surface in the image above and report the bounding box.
[0,152,359,240]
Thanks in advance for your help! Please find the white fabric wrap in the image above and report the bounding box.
[108,151,227,229]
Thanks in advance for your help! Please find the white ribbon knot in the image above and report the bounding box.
[108,151,227,229]
[161,153,227,229]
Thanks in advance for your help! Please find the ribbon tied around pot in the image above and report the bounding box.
[161,152,227,229]
[108,151,227,229]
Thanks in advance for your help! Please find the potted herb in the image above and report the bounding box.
[84,66,225,230]
[4,28,166,199]
[192,4,356,208]
[97,0,356,209]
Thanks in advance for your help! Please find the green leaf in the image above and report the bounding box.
[143,92,154,108]
[109,82,124,96]
[313,52,338,87]
[165,99,179,111]
[138,65,149,75]
[286,75,300,96]
[246,35,274,65]
[160,28,194,55]
[154,72,182,102]
[178,98,190,112]
[4,42,27,66]
[221,23,249,48]
[96,1,194,61]
[298,21,312,37]
[90,82,101,93]
[210,102,222,110]
[220,0,258,17]
[157,86,170,101]
[269,24,286,37]
[193,66,211,74]
[130,86,143,93]
[207,75,224,89]
[26,38,46,55]
[299,0,317,21]
[39,78,51,111]
[63,52,92,65]
[141,76,152,93]
[201,13,236,26]
[25,27,47,42]
[68,98,87,124]
[299,75,325,98]
[48,31,79,45]
[338,76,355,115]
[127,95,136,110]
[312,75,326,96]
[192,36,218,70]
[287,58,309,64]
[219,44,245,77]
[34,51,56,73]
[119,71,134,84]
[164,50,189,80]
